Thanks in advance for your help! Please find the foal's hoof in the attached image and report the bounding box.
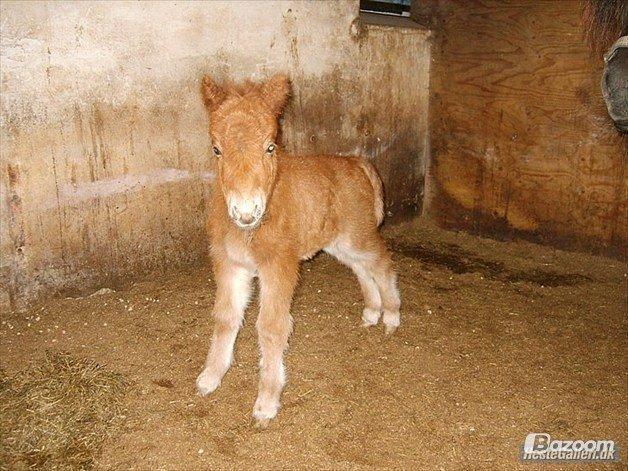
[252,397,279,429]
[383,310,400,335]
[384,324,398,335]
[196,369,221,396]
[361,308,381,327]
[253,417,271,430]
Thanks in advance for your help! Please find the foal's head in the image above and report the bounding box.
[202,74,290,229]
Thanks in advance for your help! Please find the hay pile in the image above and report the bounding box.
[0,352,127,470]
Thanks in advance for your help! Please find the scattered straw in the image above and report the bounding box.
[0,351,127,470]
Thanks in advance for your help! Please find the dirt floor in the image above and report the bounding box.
[1,219,626,470]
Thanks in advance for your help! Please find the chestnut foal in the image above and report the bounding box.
[196,74,401,427]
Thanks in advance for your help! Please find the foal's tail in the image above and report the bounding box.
[358,159,385,227]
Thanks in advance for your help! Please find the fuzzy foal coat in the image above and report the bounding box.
[196,74,401,427]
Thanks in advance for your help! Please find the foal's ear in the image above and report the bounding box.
[201,75,227,109]
[260,74,291,116]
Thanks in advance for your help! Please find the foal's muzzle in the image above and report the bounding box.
[227,193,266,229]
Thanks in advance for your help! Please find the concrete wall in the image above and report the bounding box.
[0,1,431,309]
[417,0,626,256]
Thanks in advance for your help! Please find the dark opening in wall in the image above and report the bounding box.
[360,0,411,17]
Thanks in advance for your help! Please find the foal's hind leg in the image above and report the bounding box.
[367,246,401,334]
[326,234,400,332]
[324,244,382,326]
[354,265,383,327]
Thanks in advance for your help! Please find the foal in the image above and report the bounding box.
[196,74,401,427]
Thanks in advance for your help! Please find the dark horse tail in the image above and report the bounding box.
[582,0,628,55]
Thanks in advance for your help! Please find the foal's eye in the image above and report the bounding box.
[213,146,222,157]
[266,144,275,154]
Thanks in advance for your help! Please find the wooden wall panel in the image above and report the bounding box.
[357,16,431,218]
[420,0,626,256]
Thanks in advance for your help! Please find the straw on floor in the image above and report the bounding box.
[0,351,127,470]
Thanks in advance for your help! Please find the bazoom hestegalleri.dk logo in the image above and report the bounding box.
[521,433,620,462]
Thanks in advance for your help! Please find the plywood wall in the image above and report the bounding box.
[419,0,626,256]
[0,2,430,309]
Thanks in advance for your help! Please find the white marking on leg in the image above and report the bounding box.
[254,320,290,427]
[253,260,297,428]
[381,272,401,334]
[355,265,382,327]
[362,308,381,326]
[325,238,382,326]
[197,264,253,396]
[253,361,284,427]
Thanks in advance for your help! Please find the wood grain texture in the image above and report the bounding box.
[357,19,431,218]
[421,0,626,256]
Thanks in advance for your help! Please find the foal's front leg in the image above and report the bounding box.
[196,261,253,396]
[253,258,299,428]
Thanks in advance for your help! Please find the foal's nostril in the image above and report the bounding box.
[239,213,255,225]
[227,195,265,227]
